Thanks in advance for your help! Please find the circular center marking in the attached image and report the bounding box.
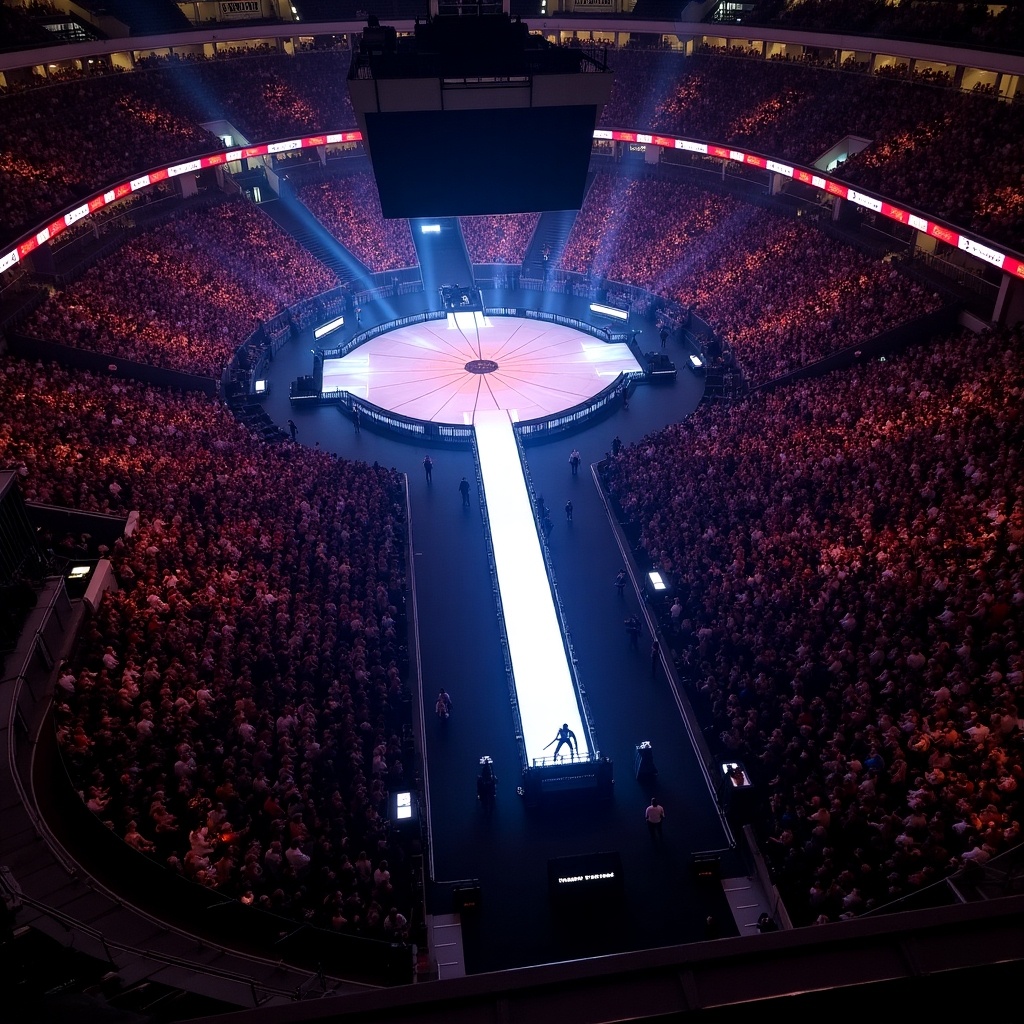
[465,359,499,374]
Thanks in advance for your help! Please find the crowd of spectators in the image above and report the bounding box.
[20,198,337,377]
[600,50,1024,248]
[561,174,737,285]
[606,324,1023,923]
[0,352,414,938]
[0,0,56,52]
[562,175,943,382]
[0,72,214,241]
[459,212,540,265]
[134,49,357,142]
[1,16,1021,947]
[734,0,1024,52]
[3,45,1023,252]
[297,175,418,273]
[0,49,356,241]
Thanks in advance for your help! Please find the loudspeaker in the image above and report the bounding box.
[453,884,481,914]
[691,853,720,882]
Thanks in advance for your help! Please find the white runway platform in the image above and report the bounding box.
[324,311,636,772]
[474,409,590,765]
[321,314,642,424]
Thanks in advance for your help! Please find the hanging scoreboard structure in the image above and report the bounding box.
[348,10,613,218]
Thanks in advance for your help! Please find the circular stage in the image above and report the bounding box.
[320,314,643,424]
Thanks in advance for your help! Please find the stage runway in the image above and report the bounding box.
[321,314,642,423]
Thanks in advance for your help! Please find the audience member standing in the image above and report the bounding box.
[645,797,665,839]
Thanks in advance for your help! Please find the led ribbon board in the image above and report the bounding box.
[3,128,1022,282]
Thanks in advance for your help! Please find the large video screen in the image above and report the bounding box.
[365,105,597,219]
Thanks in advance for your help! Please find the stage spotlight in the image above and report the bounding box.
[253,379,267,394]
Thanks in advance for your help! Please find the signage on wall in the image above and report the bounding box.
[219,1,262,19]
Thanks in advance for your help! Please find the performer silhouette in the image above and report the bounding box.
[545,723,577,760]
[436,689,452,720]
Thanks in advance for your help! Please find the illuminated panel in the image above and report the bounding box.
[474,409,589,765]
[847,189,883,213]
[313,315,345,340]
[958,235,1005,269]
[589,302,629,321]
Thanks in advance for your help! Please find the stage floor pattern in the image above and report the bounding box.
[321,313,642,424]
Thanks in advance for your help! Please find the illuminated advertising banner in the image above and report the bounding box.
[2,125,1023,285]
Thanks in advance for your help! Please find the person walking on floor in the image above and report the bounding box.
[423,455,433,483]
[614,569,627,597]
[569,449,581,476]
[436,689,452,720]
[459,476,470,506]
[287,419,297,441]
[646,797,665,839]
[565,500,573,523]
[625,613,642,649]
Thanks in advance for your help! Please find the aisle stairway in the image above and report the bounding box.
[258,195,373,291]
[521,208,581,278]
[410,217,474,297]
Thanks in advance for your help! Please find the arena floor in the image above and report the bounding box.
[265,286,742,972]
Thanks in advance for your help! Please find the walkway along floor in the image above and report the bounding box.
[265,286,744,972]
